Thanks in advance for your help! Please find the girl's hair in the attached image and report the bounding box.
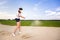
[19,8,23,10]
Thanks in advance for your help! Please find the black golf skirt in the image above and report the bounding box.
[15,18,20,22]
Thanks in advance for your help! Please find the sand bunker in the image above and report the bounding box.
[0,31,32,40]
[0,24,60,40]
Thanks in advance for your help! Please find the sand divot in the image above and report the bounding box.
[0,31,10,36]
[21,33,32,39]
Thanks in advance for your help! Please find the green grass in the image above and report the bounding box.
[40,20,60,27]
[0,19,34,26]
[0,20,16,26]
[0,19,60,27]
[21,20,33,26]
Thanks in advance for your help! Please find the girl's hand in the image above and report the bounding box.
[21,16,25,19]
[20,16,25,19]
[23,17,25,19]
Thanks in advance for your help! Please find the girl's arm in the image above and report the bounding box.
[18,13,25,19]
[20,16,25,18]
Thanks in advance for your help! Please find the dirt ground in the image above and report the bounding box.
[0,24,60,40]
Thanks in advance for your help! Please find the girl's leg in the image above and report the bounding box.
[12,21,21,36]
[18,21,21,33]
[16,21,21,33]
[12,22,20,36]
[14,22,20,33]
[19,21,21,31]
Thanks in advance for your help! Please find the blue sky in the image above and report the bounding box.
[0,0,60,20]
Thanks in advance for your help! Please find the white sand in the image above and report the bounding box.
[0,24,60,40]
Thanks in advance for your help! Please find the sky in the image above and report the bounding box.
[0,0,60,20]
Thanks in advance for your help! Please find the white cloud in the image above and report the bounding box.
[0,6,8,9]
[45,7,60,16]
[56,7,60,11]
[0,1,7,5]
[0,0,8,10]
[33,2,42,11]
[55,12,60,15]
[0,12,8,19]
[33,7,38,11]
[34,3,40,7]
[0,11,16,19]
[45,9,60,20]
[45,10,56,16]
[33,4,39,11]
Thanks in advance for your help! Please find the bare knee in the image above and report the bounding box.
[17,26,20,28]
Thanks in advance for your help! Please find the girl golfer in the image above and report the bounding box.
[12,8,25,36]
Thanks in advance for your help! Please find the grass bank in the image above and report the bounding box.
[0,19,60,27]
